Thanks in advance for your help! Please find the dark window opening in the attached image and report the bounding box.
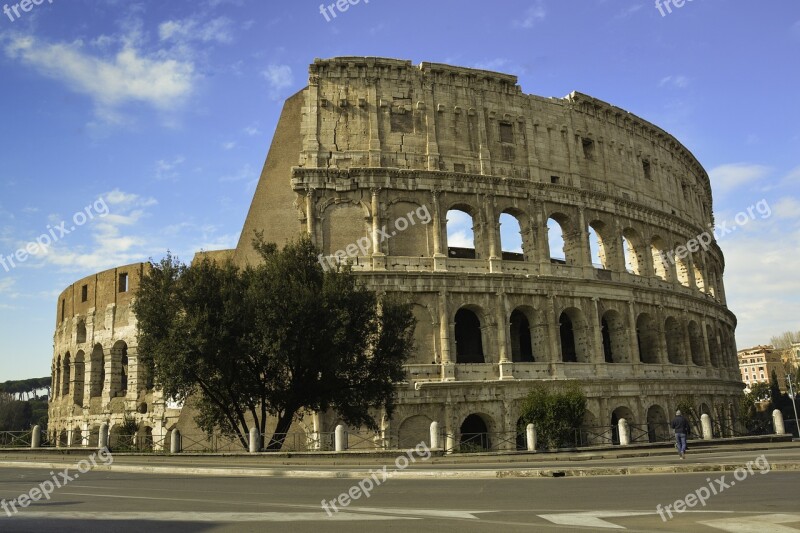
[559,312,577,362]
[551,175,560,184]
[642,160,652,180]
[81,284,88,303]
[453,163,466,173]
[510,310,534,362]
[582,138,595,160]
[60,299,65,322]
[499,122,514,143]
[455,309,485,363]
[602,318,614,363]
[460,414,490,451]
[119,273,129,293]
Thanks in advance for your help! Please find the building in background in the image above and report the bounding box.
[738,345,787,393]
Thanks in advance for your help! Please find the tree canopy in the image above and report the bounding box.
[133,235,415,451]
[0,377,51,400]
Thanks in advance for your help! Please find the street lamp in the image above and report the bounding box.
[787,374,800,439]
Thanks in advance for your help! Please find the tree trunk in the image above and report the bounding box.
[265,411,295,452]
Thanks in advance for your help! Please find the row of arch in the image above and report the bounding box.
[397,402,730,450]
[437,304,736,368]
[52,341,129,405]
[315,197,725,300]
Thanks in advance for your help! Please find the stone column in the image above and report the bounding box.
[548,295,562,367]
[439,290,454,380]
[371,188,386,270]
[655,306,669,365]
[305,188,316,238]
[627,301,641,365]
[486,195,502,273]
[431,190,447,271]
[497,292,513,379]
[589,298,605,366]
[699,318,713,367]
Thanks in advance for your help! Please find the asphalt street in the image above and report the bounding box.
[1,459,798,532]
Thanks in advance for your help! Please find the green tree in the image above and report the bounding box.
[748,382,771,402]
[134,235,415,451]
[518,382,586,449]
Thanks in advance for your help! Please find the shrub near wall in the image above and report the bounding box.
[518,382,587,449]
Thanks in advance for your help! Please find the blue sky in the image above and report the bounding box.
[0,0,798,380]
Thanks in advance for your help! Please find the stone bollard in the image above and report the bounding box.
[429,421,440,451]
[31,425,41,449]
[701,413,713,440]
[334,424,347,452]
[170,429,181,454]
[249,427,261,453]
[618,418,630,446]
[773,409,786,435]
[526,424,536,451]
[99,422,109,449]
[445,432,456,454]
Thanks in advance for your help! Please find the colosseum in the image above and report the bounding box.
[48,57,742,451]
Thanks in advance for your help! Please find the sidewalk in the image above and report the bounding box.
[2,436,799,479]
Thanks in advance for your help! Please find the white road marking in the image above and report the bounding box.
[9,511,415,522]
[538,511,656,529]
[700,514,800,533]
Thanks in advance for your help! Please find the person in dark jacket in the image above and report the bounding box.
[670,410,690,459]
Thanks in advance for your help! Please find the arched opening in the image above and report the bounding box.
[675,248,691,287]
[548,213,580,265]
[646,405,669,443]
[90,344,104,397]
[138,426,154,451]
[688,321,705,366]
[706,324,720,367]
[398,415,433,449]
[560,312,577,362]
[454,308,484,363]
[111,341,128,397]
[664,317,685,364]
[71,426,83,448]
[76,320,87,344]
[460,414,490,451]
[636,313,660,364]
[622,228,644,275]
[509,309,534,362]
[651,236,671,281]
[693,260,707,293]
[62,353,71,397]
[601,310,629,363]
[499,212,524,261]
[446,207,476,259]
[559,308,588,363]
[54,356,61,398]
[611,406,635,445]
[587,221,611,269]
[73,351,85,405]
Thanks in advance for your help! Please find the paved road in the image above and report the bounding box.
[1,463,798,532]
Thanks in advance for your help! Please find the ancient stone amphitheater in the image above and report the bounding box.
[48,57,742,451]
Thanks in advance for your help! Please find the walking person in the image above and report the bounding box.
[670,410,690,459]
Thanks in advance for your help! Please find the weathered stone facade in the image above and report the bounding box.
[49,57,742,450]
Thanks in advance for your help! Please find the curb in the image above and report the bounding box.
[2,460,799,479]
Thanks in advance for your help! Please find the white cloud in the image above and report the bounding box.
[261,64,293,99]
[155,156,186,181]
[709,163,771,193]
[243,125,261,136]
[4,35,195,115]
[659,75,690,89]
[222,141,236,150]
[513,2,546,29]
[446,210,475,248]
[159,17,234,44]
[772,197,800,220]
